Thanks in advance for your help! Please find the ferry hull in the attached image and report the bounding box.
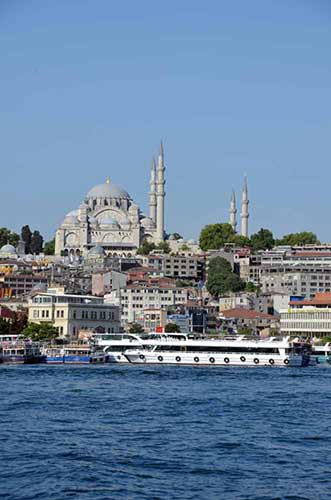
[2,355,46,364]
[124,351,296,367]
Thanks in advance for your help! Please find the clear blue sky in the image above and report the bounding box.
[1,0,330,242]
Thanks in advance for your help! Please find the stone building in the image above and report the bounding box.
[55,143,166,257]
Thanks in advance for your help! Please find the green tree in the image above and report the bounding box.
[137,241,156,255]
[276,232,320,246]
[0,227,19,248]
[179,244,190,251]
[165,322,181,333]
[21,225,32,253]
[30,231,44,255]
[245,281,257,293]
[44,238,55,255]
[230,234,251,247]
[21,322,58,341]
[199,223,236,250]
[206,257,244,297]
[250,228,275,251]
[156,241,171,253]
[128,322,145,334]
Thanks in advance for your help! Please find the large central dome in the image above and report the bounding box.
[87,178,130,200]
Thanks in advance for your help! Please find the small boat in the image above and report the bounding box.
[1,341,46,364]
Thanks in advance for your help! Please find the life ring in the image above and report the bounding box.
[224,357,230,364]
[176,356,181,362]
[139,354,145,360]
[269,359,275,365]
[284,359,289,365]
[240,356,246,362]
[194,357,199,363]
[158,355,163,362]
[209,357,215,364]
[254,358,259,365]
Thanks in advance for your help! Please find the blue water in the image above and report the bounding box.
[1,365,331,500]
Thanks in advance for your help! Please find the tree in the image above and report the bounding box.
[206,256,244,297]
[9,309,28,335]
[179,244,190,251]
[199,223,236,250]
[165,322,181,333]
[30,231,44,255]
[137,241,156,255]
[0,227,19,248]
[128,322,145,334]
[245,281,257,293]
[21,225,32,253]
[156,241,171,253]
[44,238,55,255]
[276,232,320,246]
[250,228,275,251]
[21,322,58,341]
[230,234,251,247]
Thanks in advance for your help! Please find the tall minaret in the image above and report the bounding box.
[156,141,165,242]
[149,157,157,224]
[229,190,237,232]
[241,176,249,237]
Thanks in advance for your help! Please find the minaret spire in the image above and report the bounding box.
[149,157,157,224]
[229,190,237,232]
[156,140,165,242]
[241,176,249,237]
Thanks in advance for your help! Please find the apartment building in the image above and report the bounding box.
[28,287,120,338]
[280,293,331,338]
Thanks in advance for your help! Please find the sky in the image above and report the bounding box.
[1,0,330,242]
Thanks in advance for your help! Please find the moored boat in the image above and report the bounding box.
[1,341,46,364]
[124,336,312,367]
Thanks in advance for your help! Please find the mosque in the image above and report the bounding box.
[54,142,250,258]
[55,143,166,257]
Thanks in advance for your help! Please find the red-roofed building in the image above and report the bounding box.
[220,308,279,334]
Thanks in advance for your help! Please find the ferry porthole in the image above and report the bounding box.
[254,358,259,365]
[139,354,145,360]
[117,355,122,360]
[209,357,215,364]
[284,359,289,365]
[240,356,246,362]
[175,356,181,362]
[194,357,199,363]
[158,356,163,362]
[224,357,230,364]
[269,359,275,365]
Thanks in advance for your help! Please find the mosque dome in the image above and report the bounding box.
[88,245,105,256]
[87,178,130,200]
[63,210,79,225]
[0,244,17,255]
[141,217,155,230]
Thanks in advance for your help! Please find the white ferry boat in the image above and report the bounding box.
[91,332,187,363]
[124,336,311,367]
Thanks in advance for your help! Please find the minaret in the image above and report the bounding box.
[149,157,157,224]
[241,176,249,237]
[229,190,237,232]
[156,141,165,242]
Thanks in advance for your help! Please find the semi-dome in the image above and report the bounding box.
[87,178,130,200]
[99,217,120,228]
[0,244,17,255]
[88,245,105,256]
[141,217,155,229]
